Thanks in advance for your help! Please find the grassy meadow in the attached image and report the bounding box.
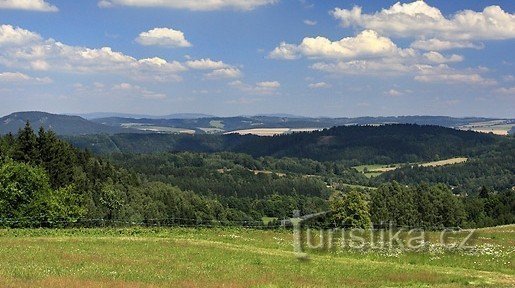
[0,225,513,287]
[353,157,468,178]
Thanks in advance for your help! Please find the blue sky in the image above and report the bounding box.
[0,0,514,117]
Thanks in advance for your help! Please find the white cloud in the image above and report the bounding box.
[0,71,51,83]
[98,0,277,11]
[225,97,259,105]
[494,87,515,95]
[0,24,188,81]
[270,21,493,84]
[411,39,483,51]
[415,74,494,85]
[256,81,280,89]
[205,68,242,79]
[229,80,280,94]
[269,42,301,60]
[414,64,497,86]
[308,82,330,89]
[186,58,241,79]
[136,27,191,48]
[332,2,515,41]
[423,51,463,64]
[186,58,230,70]
[270,30,404,60]
[310,58,496,87]
[112,82,166,99]
[311,60,412,75]
[385,89,403,97]
[303,19,317,26]
[0,0,58,12]
[0,24,41,46]
[0,25,241,83]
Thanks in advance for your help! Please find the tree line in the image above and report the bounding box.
[1,123,513,229]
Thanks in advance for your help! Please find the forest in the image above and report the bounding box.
[0,123,513,229]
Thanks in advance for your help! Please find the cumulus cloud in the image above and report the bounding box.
[414,73,496,85]
[256,81,280,89]
[311,59,412,75]
[303,19,317,26]
[229,80,280,94]
[112,82,167,99]
[311,58,495,87]
[0,0,58,12]
[136,27,192,48]
[411,39,483,51]
[269,3,497,85]
[0,24,41,46]
[271,28,471,77]
[205,67,242,79]
[0,25,241,83]
[269,42,301,60]
[186,58,241,79]
[414,64,497,86]
[494,87,515,95]
[385,89,403,97]
[423,51,463,64]
[308,82,330,89]
[0,71,52,83]
[186,58,230,70]
[98,0,277,11]
[332,1,515,41]
[270,30,405,60]
[0,24,190,82]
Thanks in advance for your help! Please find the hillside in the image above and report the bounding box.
[0,112,137,136]
[91,115,514,135]
[0,227,513,287]
[3,112,512,136]
[66,124,508,163]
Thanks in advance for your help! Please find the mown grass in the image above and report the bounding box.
[0,225,513,287]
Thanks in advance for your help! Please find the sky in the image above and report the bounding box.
[0,0,514,118]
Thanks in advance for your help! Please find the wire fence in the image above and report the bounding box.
[0,215,465,231]
[0,215,282,229]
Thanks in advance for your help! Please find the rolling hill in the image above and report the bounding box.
[90,115,515,135]
[0,111,137,136]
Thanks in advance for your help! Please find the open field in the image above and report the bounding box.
[0,226,513,287]
[120,123,196,134]
[457,120,514,136]
[353,164,401,178]
[354,157,468,178]
[225,128,291,136]
[421,157,468,167]
[226,128,321,136]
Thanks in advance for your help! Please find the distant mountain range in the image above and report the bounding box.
[76,112,214,120]
[91,115,515,135]
[1,111,513,136]
[0,111,137,135]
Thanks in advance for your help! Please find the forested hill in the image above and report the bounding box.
[225,124,504,163]
[0,111,137,135]
[1,123,513,229]
[66,124,508,164]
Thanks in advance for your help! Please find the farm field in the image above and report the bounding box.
[225,127,320,136]
[0,226,513,287]
[457,120,514,136]
[421,157,468,167]
[354,157,468,178]
[120,123,196,134]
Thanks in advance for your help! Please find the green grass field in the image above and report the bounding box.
[353,157,468,178]
[0,225,513,287]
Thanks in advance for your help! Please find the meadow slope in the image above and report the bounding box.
[0,226,513,287]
